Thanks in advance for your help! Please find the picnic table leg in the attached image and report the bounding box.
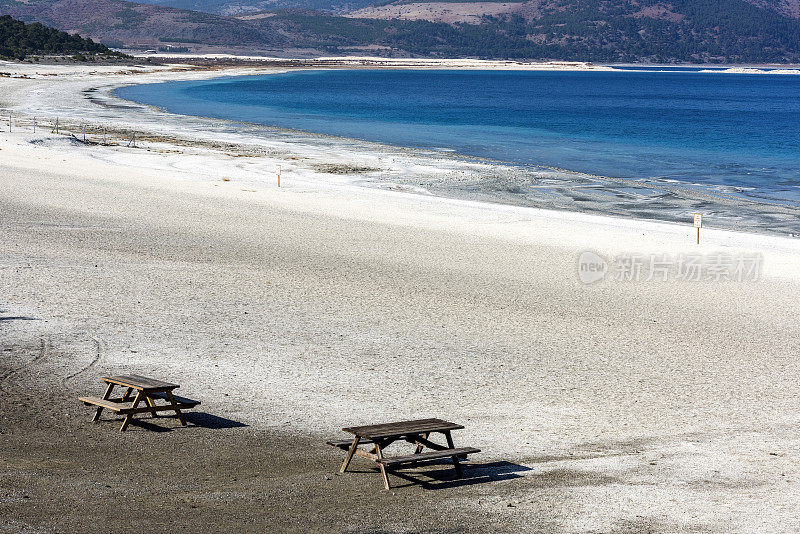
[121,387,134,402]
[339,436,361,473]
[444,430,462,478]
[144,395,159,418]
[373,441,391,490]
[120,391,143,432]
[414,432,428,454]
[92,383,115,422]
[164,390,187,426]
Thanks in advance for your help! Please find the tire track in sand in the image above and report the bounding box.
[0,336,49,391]
[62,337,105,384]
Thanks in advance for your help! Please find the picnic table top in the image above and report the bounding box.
[101,374,179,391]
[342,418,464,439]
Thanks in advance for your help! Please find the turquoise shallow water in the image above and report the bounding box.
[116,69,800,202]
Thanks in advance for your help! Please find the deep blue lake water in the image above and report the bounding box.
[116,69,800,199]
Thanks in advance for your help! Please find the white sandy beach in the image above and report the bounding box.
[2,61,800,532]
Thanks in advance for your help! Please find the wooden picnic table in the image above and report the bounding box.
[327,418,479,489]
[79,374,200,431]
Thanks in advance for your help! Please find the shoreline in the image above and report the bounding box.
[1,112,800,280]
[1,59,799,241]
[124,54,800,73]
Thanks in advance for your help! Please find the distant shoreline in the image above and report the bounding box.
[133,55,618,71]
[121,54,800,74]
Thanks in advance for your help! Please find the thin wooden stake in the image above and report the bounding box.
[277,164,281,187]
[33,117,36,133]
[693,213,702,245]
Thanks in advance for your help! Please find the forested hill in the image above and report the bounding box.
[2,0,800,63]
[0,14,121,59]
[271,0,800,63]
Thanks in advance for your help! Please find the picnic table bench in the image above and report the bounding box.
[327,418,479,489]
[79,374,200,431]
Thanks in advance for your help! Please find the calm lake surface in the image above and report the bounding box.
[116,69,800,201]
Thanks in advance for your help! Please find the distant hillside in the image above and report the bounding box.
[2,0,800,62]
[0,0,278,49]
[0,13,121,59]
[130,0,379,15]
[351,0,800,23]
[340,0,800,61]
[745,0,800,17]
[100,0,800,18]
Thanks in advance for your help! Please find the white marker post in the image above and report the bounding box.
[693,213,703,244]
[276,164,281,188]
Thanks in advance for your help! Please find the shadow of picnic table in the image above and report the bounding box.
[358,460,530,490]
[126,411,248,432]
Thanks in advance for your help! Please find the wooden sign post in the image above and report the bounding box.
[693,213,703,244]
[276,164,281,187]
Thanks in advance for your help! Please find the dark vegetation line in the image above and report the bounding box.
[0,14,126,60]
